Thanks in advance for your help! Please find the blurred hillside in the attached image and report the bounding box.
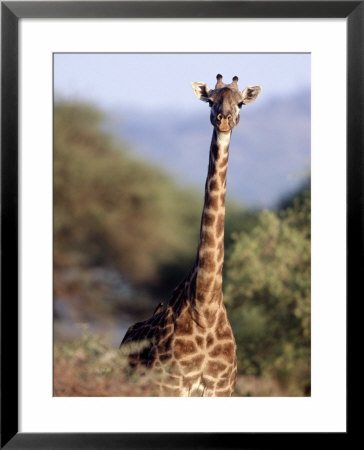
[54,102,201,286]
[54,101,310,396]
[105,89,310,208]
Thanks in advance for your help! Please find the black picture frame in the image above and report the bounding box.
[1,1,360,448]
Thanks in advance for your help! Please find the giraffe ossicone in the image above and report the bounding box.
[120,74,262,396]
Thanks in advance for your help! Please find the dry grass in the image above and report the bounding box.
[54,331,297,397]
[234,375,289,397]
[54,331,158,396]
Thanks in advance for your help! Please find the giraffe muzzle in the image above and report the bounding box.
[217,114,232,132]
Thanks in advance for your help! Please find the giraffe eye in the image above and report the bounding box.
[238,102,244,109]
[208,100,214,107]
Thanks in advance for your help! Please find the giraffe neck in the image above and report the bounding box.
[193,128,231,303]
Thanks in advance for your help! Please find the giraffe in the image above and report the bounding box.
[120,74,261,396]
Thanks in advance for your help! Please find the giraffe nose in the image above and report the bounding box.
[217,114,232,131]
[217,113,232,121]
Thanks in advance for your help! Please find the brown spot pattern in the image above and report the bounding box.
[201,376,216,390]
[205,195,219,211]
[217,378,229,389]
[180,354,204,371]
[176,317,193,336]
[174,339,197,356]
[219,169,227,184]
[206,361,227,377]
[199,251,216,273]
[221,342,235,363]
[216,326,233,340]
[197,274,213,292]
[219,156,228,168]
[203,308,217,327]
[216,214,225,237]
[200,231,216,248]
[214,311,234,340]
[209,179,219,192]
[213,279,222,291]
[216,310,226,325]
[203,212,216,227]
[173,339,184,359]
[165,375,181,387]
[208,344,222,358]
[206,333,214,348]
[220,368,231,378]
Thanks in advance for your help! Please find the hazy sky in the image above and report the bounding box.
[54,53,310,112]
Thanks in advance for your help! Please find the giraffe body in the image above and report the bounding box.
[121,75,261,396]
[122,284,236,396]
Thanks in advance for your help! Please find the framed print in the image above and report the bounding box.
[1,1,361,448]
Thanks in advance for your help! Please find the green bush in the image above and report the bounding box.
[225,191,310,395]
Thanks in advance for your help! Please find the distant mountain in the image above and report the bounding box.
[105,89,310,208]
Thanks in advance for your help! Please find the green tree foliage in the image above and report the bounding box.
[54,102,202,288]
[224,189,311,395]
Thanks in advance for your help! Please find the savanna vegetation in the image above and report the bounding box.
[54,101,310,397]
[225,191,311,395]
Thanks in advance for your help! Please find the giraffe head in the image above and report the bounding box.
[192,74,261,132]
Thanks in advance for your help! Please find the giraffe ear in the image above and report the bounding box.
[191,82,211,102]
[240,86,262,104]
